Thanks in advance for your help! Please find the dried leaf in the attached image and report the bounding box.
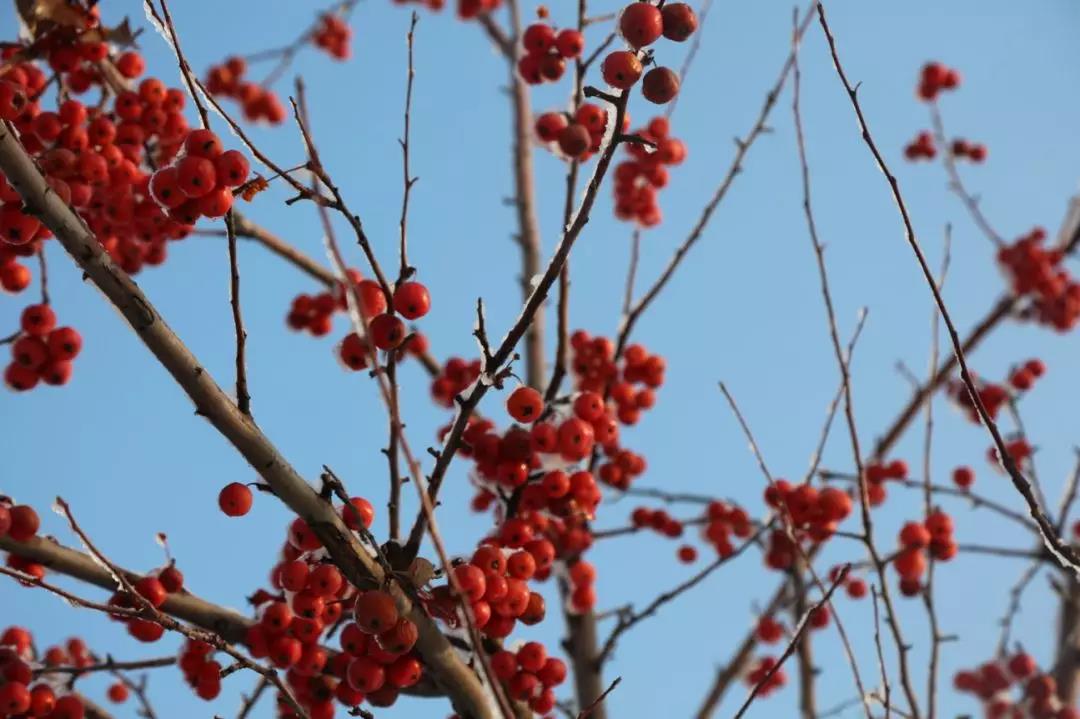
[81,17,141,47]
[239,175,269,202]
[15,0,91,35]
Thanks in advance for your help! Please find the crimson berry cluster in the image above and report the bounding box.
[313,15,354,60]
[600,1,698,104]
[892,512,957,597]
[947,357,1046,423]
[0,627,98,719]
[517,23,584,85]
[612,115,686,227]
[204,57,288,125]
[998,228,1080,331]
[5,304,82,391]
[953,653,1078,719]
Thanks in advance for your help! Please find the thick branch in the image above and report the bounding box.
[0,122,495,719]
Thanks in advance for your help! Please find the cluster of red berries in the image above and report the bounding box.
[506,387,604,460]
[572,331,664,405]
[948,358,1045,424]
[613,116,686,227]
[313,15,353,60]
[950,137,988,163]
[987,437,1035,470]
[286,271,431,369]
[235,510,426,714]
[431,357,483,407]
[600,2,697,104]
[204,56,287,125]
[426,542,548,640]
[997,228,1080,332]
[335,279,430,365]
[744,655,786,696]
[0,627,94,719]
[454,0,503,21]
[763,480,854,547]
[535,103,614,161]
[903,130,936,161]
[100,563,186,644]
[829,563,868,599]
[490,642,567,712]
[517,23,584,85]
[949,376,1008,423]
[6,304,82,392]
[148,128,251,222]
[917,60,961,102]
[287,271,377,337]
[1,53,210,276]
[862,457,911,506]
[892,511,957,596]
[177,639,227,700]
[954,653,1077,719]
[699,500,753,558]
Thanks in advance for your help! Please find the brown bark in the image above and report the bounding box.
[1055,574,1080,705]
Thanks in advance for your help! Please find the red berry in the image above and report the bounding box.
[369,313,406,350]
[661,3,698,41]
[184,128,224,159]
[134,576,168,607]
[601,51,643,90]
[354,590,399,634]
[8,505,40,541]
[341,496,375,530]
[21,304,56,336]
[214,150,251,186]
[507,386,544,423]
[556,29,585,58]
[619,3,664,48]
[176,156,217,198]
[677,545,697,563]
[218,482,253,517]
[116,51,146,78]
[536,112,569,142]
[392,281,431,320]
[642,67,680,104]
[557,124,591,158]
[522,24,557,54]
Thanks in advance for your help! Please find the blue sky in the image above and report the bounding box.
[3,1,1080,717]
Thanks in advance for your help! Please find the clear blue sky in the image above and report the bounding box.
[3,1,1080,717]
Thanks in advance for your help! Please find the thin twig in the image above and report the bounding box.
[927,102,1004,246]
[871,585,892,719]
[397,12,419,283]
[577,677,621,718]
[732,566,850,719]
[37,246,49,304]
[224,211,251,416]
[921,224,951,719]
[595,521,772,665]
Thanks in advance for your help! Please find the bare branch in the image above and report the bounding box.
[817,0,1080,576]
